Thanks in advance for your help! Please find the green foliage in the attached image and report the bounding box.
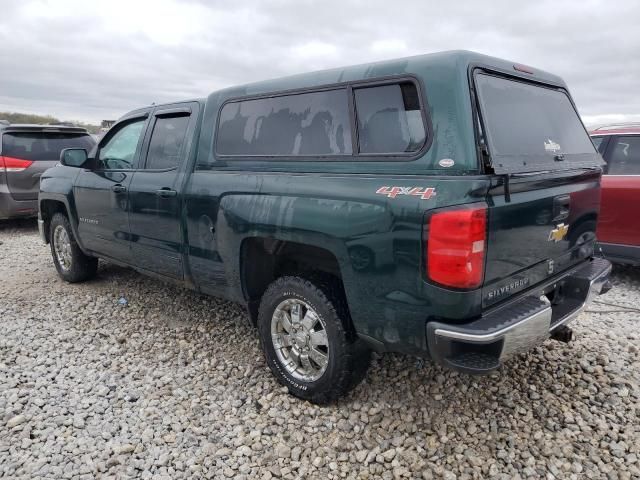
[0,111,100,134]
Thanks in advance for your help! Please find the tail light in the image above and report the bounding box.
[426,204,487,289]
[0,156,33,172]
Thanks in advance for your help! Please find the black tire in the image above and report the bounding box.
[257,275,370,404]
[49,213,98,283]
[569,220,597,247]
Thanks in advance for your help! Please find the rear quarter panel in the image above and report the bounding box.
[185,171,490,355]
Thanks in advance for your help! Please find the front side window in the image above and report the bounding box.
[145,115,190,169]
[607,136,640,175]
[98,119,145,169]
[217,89,352,156]
[354,82,426,154]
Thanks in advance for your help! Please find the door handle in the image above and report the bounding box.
[155,188,177,198]
[111,184,127,193]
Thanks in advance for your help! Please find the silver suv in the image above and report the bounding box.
[0,123,95,219]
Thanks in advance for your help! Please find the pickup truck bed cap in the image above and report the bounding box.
[209,50,566,101]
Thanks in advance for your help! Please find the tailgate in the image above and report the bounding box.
[1,131,94,200]
[473,70,604,307]
[483,169,601,307]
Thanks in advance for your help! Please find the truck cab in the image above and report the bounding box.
[39,50,611,403]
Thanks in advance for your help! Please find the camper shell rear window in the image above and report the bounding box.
[474,72,603,173]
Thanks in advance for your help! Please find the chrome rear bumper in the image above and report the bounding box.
[426,257,612,374]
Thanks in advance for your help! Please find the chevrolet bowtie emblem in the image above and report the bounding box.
[548,223,569,242]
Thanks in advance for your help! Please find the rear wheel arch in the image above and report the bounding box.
[239,237,352,329]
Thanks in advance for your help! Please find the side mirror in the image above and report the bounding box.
[59,148,88,168]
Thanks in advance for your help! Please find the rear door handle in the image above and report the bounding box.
[111,184,127,193]
[156,188,177,198]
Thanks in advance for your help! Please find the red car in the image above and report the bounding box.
[590,124,640,265]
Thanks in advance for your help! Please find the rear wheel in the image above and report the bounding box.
[258,275,370,404]
[49,213,98,283]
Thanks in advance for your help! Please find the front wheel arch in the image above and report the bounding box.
[39,199,68,244]
[49,212,98,283]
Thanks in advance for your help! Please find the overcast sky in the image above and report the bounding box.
[0,0,638,126]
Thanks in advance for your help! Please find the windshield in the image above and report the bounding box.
[2,132,95,161]
[475,73,601,173]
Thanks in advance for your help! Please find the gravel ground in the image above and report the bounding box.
[0,219,638,480]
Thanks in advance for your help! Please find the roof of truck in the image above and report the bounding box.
[120,51,565,123]
[114,51,570,175]
[209,50,566,101]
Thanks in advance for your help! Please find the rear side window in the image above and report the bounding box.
[607,136,640,175]
[145,115,190,169]
[1,132,94,161]
[354,82,426,154]
[475,73,599,172]
[217,89,352,156]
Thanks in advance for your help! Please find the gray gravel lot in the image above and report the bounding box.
[0,219,638,480]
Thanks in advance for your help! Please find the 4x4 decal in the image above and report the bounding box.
[376,186,437,200]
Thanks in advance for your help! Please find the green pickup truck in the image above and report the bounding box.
[39,50,612,403]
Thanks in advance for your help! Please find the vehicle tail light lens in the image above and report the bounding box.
[0,156,33,172]
[426,205,487,289]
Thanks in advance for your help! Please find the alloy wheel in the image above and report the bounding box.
[271,298,329,382]
[53,225,72,271]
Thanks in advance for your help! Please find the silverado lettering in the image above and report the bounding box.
[487,278,531,300]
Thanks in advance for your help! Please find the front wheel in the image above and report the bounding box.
[258,276,370,404]
[49,213,98,283]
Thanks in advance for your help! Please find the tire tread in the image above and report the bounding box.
[258,275,370,404]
